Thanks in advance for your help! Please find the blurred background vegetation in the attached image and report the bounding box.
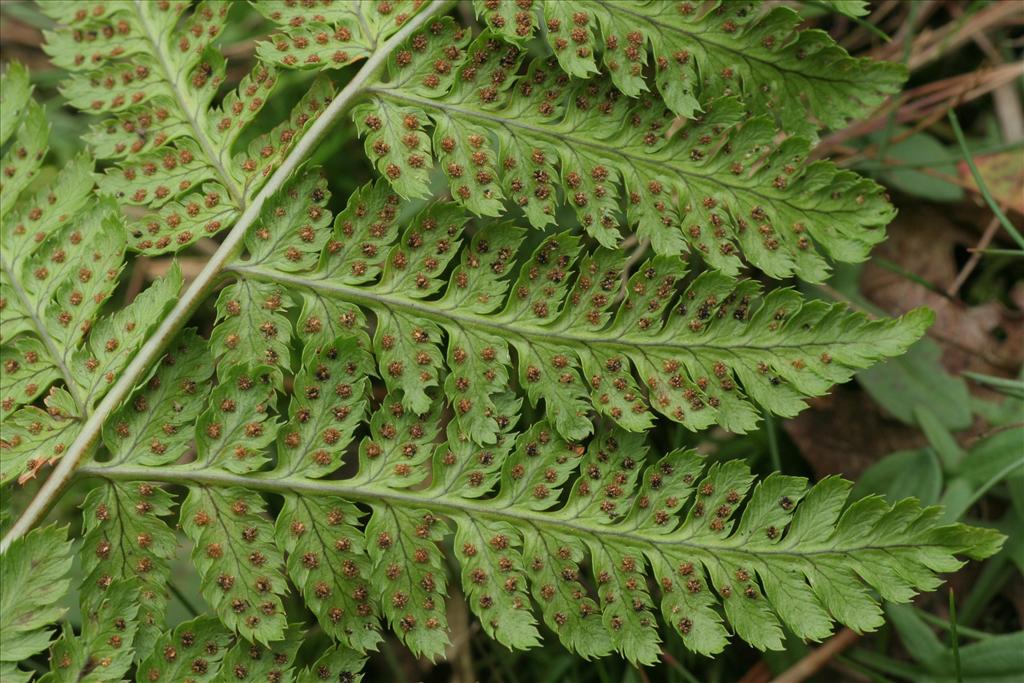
[1,1,1021,681]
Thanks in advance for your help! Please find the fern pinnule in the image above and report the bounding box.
[0,525,73,683]
[44,579,141,683]
[80,482,179,659]
[136,616,233,683]
[136,616,366,683]
[253,0,428,69]
[101,330,214,469]
[181,479,290,644]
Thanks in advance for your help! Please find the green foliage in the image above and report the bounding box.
[813,1,871,18]
[887,604,1024,683]
[0,525,73,683]
[0,61,182,485]
[350,21,898,281]
[235,174,931,441]
[254,0,424,69]
[71,417,1002,665]
[858,336,973,429]
[475,0,903,136]
[272,0,902,137]
[0,1,1008,680]
[40,0,333,255]
[41,581,140,683]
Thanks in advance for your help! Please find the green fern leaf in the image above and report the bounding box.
[76,410,1003,665]
[32,250,991,670]
[263,1,902,137]
[41,1,334,255]
[180,481,289,645]
[136,616,233,683]
[0,525,73,683]
[0,66,48,214]
[366,503,452,657]
[101,330,215,469]
[345,22,898,280]
[275,495,381,651]
[195,365,280,473]
[0,4,1008,680]
[80,481,177,661]
[219,624,304,682]
[0,263,183,484]
[212,282,295,386]
[296,646,368,683]
[472,0,903,137]
[231,174,930,442]
[0,60,32,146]
[0,62,183,485]
[272,335,374,479]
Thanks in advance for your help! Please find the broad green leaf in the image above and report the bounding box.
[954,428,1024,486]
[867,130,964,202]
[915,405,965,471]
[853,449,943,506]
[859,338,973,430]
[887,603,945,665]
[921,632,1024,683]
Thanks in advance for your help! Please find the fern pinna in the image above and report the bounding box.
[0,1,1003,680]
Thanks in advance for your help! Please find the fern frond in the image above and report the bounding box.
[262,1,902,137]
[341,22,897,280]
[0,4,1005,679]
[0,62,183,485]
[0,525,72,683]
[473,0,904,137]
[230,173,929,442]
[78,405,1004,664]
[81,482,177,660]
[0,0,451,552]
[41,1,334,255]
